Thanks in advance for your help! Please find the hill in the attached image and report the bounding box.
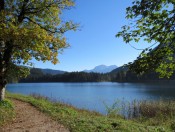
[41,68,65,75]
[110,66,128,74]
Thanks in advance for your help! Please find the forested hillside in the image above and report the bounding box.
[18,67,175,83]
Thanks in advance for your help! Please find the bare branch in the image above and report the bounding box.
[128,41,158,51]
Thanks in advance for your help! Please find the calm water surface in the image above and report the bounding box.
[6,82,175,114]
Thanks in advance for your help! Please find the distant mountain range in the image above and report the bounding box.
[83,65,118,73]
[30,65,118,75]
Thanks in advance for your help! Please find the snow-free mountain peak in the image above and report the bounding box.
[83,65,118,73]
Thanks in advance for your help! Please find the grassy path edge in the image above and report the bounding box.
[2,93,171,132]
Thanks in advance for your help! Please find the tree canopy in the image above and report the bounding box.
[116,0,175,78]
[0,0,77,100]
[0,0,77,80]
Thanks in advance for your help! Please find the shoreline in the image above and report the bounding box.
[0,93,173,131]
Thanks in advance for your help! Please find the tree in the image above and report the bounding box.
[116,0,175,78]
[0,0,77,101]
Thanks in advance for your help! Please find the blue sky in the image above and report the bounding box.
[33,0,154,72]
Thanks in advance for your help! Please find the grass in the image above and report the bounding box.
[104,99,175,131]
[0,99,15,126]
[139,100,175,118]
[133,100,175,129]
[5,93,174,132]
[106,99,175,119]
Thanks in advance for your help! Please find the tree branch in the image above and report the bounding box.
[24,17,61,33]
[18,0,29,23]
[0,0,4,11]
[25,3,53,14]
[24,17,77,34]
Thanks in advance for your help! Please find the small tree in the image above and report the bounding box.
[0,0,77,101]
[117,0,175,78]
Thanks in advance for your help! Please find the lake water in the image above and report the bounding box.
[6,82,175,114]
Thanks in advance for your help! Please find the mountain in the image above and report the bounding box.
[83,65,118,73]
[110,66,128,74]
[41,68,66,75]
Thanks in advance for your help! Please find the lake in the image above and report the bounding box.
[6,82,175,114]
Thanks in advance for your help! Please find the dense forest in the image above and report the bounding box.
[19,68,110,82]
[18,67,175,83]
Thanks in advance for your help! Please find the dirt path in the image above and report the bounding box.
[1,99,69,132]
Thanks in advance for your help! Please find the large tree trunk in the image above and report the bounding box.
[0,40,14,101]
[0,75,7,101]
[0,85,5,101]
